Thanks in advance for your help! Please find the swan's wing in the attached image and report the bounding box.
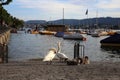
[57,52,68,58]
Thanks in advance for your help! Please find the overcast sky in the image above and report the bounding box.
[3,0,120,21]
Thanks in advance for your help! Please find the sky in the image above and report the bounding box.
[3,0,120,21]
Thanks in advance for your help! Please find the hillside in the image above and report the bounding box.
[25,17,120,28]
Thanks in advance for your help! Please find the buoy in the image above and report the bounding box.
[83,37,87,41]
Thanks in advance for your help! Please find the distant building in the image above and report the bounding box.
[47,25,69,32]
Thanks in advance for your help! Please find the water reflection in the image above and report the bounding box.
[101,46,120,55]
[101,46,120,60]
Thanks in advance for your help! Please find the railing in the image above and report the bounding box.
[74,42,85,59]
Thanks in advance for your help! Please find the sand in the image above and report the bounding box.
[0,60,120,80]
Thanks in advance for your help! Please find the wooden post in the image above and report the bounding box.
[74,42,77,59]
[0,44,4,63]
[3,44,8,63]
[76,43,79,58]
[0,44,3,63]
[74,42,80,59]
[79,45,85,58]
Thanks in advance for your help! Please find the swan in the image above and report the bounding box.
[56,42,68,62]
[43,48,57,64]
[43,41,68,64]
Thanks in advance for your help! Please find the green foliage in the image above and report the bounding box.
[0,0,24,29]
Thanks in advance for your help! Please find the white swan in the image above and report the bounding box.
[43,48,57,64]
[56,42,68,62]
[43,42,68,64]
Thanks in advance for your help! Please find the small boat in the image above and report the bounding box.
[100,33,120,46]
[39,30,56,35]
[107,30,116,35]
[99,31,108,36]
[10,29,17,33]
[55,31,73,37]
[55,32,64,37]
[63,33,86,40]
[31,30,39,34]
[91,32,100,37]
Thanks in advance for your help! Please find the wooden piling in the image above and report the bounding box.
[0,30,10,63]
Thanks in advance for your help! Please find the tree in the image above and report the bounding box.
[0,0,12,5]
[0,0,24,29]
[0,0,13,27]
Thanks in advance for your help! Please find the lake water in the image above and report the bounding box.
[8,31,120,62]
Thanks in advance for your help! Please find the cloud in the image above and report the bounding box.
[6,0,120,20]
[16,0,87,20]
[97,0,120,9]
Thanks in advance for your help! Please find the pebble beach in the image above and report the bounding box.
[0,60,120,80]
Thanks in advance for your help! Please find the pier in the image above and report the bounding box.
[0,28,11,63]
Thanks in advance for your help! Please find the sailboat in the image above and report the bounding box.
[91,10,100,37]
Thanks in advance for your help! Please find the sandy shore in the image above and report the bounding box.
[0,60,120,80]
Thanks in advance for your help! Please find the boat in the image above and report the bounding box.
[55,31,73,37]
[55,32,64,37]
[63,33,86,40]
[107,30,116,35]
[91,32,100,37]
[39,30,56,35]
[31,30,39,34]
[10,29,17,33]
[99,31,108,36]
[100,33,120,46]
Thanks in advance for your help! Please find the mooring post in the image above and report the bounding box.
[74,42,77,59]
[0,44,3,63]
[76,42,79,58]
[1,44,4,63]
[4,44,8,63]
[79,45,85,58]
[74,42,80,59]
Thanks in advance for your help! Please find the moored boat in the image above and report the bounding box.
[31,30,39,34]
[100,33,120,46]
[91,32,100,37]
[10,29,17,33]
[39,30,56,35]
[63,33,86,41]
[55,32,64,37]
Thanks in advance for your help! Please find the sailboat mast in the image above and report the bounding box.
[96,9,98,28]
[63,8,64,25]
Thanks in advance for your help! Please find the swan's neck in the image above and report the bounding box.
[57,42,61,53]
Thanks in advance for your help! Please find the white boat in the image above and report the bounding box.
[91,32,100,37]
[63,33,86,40]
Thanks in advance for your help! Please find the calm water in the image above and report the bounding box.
[8,31,120,62]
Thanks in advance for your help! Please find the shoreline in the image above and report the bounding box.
[0,60,120,80]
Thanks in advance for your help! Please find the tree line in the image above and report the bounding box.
[0,0,24,29]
